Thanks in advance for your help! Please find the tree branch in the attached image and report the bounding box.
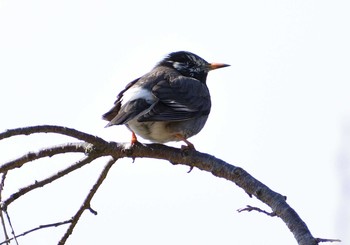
[0,172,9,243]
[58,157,117,245]
[0,125,107,147]
[237,205,276,217]
[102,142,335,245]
[0,142,90,173]
[1,154,99,210]
[0,219,72,245]
[0,126,340,245]
[2,210,18,245]
[315,238,342,243]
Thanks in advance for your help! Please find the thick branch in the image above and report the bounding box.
[0,126,339,245]
[103,142,321,245]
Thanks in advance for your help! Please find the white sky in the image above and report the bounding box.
[0,0,349,244]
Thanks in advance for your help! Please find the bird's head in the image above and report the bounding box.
[159,51,230,83]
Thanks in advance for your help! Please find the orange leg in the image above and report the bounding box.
[175,134,195,150]
[131,131,138,145]
[182,138,195,150]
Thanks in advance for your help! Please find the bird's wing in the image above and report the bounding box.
[138,76,211,122]
[102,77,153,126]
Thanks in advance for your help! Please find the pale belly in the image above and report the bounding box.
[126,116,208,143]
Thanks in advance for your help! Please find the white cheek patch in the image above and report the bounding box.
[121,87,154,106]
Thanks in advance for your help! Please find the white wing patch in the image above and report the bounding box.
[121,87,154,107]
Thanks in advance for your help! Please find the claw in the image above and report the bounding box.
[175,134,195,173]
[187,166,194,173]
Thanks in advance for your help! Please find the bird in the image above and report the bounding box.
[102,51,229,149]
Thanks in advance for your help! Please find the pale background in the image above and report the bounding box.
[0,0,349,244]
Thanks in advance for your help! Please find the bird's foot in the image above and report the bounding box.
[121,132,142,162]
[180,143,195,151]
[183,139,195,150]
[175,134,196,151]
[175,134,196,173]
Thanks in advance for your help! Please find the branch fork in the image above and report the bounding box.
[0,125,341,245]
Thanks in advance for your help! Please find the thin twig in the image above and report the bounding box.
[0,219,72,245]
[58,157,117,245]
[315,238,341,243]
[237,205,276,217]
[0,172,9,243]
[0,125,107,146]
[0,142,90,173]
[1,154,99,210]
[3,210,18,245]
[0,172,6,193]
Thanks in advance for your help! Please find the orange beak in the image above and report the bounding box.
[208,63,230,70]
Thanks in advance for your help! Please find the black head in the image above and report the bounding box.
[158,51,230,83]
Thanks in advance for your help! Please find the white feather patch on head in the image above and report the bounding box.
[172,61,187,71]
[121,87,154,106]
[186,53,208,67]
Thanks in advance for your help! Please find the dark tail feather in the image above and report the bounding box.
[102,103,121,126]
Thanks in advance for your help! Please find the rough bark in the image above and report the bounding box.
[0,125,340,245]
